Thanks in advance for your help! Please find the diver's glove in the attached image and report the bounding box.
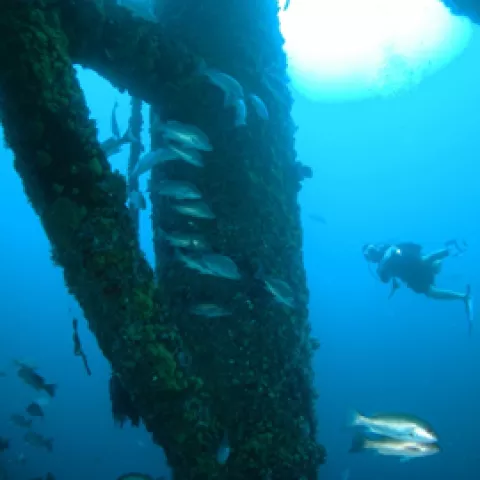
[445,239,468,257]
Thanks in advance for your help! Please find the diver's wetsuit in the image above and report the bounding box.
[377,242,434,294]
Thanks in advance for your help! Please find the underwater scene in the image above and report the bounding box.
[0,0,479,479]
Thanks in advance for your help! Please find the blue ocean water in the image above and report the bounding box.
[1,12,480,480]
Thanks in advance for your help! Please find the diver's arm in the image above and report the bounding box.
[377,245,399,282]
[388,278,401,299]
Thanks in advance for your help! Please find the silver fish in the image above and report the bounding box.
[234,98,247,127]
[158,120,213,152]
[26,401,44,417]
[248,94,269,120]
[175,250,212,275]
[152,180,202,201]
[216,432,231,465]
[349,411,437,444]
[24,431,53,452]
[128,190,146,210]
[173,200,215,219]
[167,143,204,168]
[263,277,295,308]
[101,128,139,158]
[156,229,210,251]
[200,253,241,280]
[190,303,231,318]
[203,68,244,103]
[349,434,440,462]
[131,147,180,178]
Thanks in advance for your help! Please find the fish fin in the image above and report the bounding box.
[224,92,235,108]
[349,433,367,454]
[122,126,140,145]
[155,227,166,239]
[44,384,57,398]
[111,101,120,139]
[254,263,266,282]
[346,409,362,427]
[173,248,183,263]
[194,58,208,77]
[399,456,411,463]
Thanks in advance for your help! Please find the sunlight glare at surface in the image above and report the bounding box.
[279,0,472,101]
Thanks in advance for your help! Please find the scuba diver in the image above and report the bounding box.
[363,239,473,332]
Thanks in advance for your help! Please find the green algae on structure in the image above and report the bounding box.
[147,0,326,478]
[55,0,204,106]
[0,1,221,478]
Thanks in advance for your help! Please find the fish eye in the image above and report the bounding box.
[406,444,422,452]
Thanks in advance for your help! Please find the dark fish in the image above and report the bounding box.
[73,318,92,376]
[17,365,56,397]
[0,437,9,453]
[26,401,44,417]
[24,431,53,452]
[10,414,32,428]
[309,213,326,224]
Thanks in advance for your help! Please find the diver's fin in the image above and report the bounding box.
[465,284,474,336]
[445,239,468,257]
